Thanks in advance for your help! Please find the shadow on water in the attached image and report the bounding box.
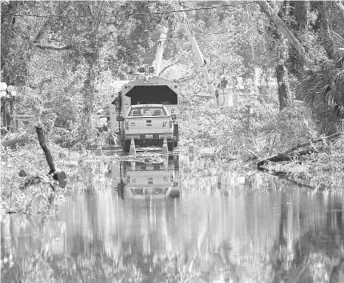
[1,153,344,282]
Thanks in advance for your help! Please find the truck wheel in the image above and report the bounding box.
[168,190,180,198]
[168,141,174,151]
[122,140,130,153]
[173,124,179,147]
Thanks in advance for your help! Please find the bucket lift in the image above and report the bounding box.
[177,2,233,107]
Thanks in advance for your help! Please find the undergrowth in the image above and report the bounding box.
[1,139,80,216]
[180,88,344,188]
[267,135,344,189]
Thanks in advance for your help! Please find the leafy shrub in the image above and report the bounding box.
[1,142,79,216]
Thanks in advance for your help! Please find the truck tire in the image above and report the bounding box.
[173,124,179,147]
[168,141,174,151]
[168,190,180,198]
[122,140,131,153]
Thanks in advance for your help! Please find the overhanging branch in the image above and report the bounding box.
[159,59,180,76]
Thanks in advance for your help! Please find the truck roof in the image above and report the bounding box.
[129,104,166,108]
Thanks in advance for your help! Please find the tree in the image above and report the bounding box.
[258,0,344,133]
[1,1,170,143]
[298,1,344,134]
[1,1,32,86]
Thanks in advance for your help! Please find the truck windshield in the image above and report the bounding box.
[128,107,167,117]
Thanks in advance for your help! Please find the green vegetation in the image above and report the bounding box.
[1,0,344,216]
[1,137,80,215]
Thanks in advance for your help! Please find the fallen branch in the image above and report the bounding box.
[36,44,73,51]
[35,126,57,174]
[285,132,341,154]
[257,132,342,168]
[35,125,67,188]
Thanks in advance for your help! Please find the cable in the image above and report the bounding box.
[6,3,233,18]
[168,31,229,39]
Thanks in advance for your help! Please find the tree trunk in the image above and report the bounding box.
[78,52,99,144]
[290,1,309,30]
[1,2,20,84]
[257,0,310,67]
[35,125,67,187]
[286,1,309,80]
[276,63,289,111]
[317,1,335,60]
[35,126,56,175]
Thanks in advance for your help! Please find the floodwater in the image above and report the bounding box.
[1,153,344,283]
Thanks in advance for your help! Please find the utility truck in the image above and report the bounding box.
[108,3,232,153]
[109,76,180,152]
[109,24,180,152]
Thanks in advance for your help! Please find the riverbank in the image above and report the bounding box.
[2,123,343,217]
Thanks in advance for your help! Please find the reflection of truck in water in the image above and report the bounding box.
[119,155,180,199]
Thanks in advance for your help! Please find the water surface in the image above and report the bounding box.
[1,154,344,282]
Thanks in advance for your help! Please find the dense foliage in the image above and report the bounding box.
[1,4,344,282]
[1,0,344,213]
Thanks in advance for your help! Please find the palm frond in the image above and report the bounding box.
[297,37,344,134]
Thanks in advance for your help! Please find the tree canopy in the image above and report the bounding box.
[1,1,344,139]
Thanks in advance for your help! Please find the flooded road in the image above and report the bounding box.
[2,153,344,283]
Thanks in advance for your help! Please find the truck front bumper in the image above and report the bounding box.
[125,133,173,140]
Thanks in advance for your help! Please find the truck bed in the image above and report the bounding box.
[125,116,172,137]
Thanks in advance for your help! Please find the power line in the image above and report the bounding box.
[98,31,229,44]
[6,3,233,19]
[168,31,229,39]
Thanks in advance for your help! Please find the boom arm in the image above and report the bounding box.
[154,25,168,76]
[178,2,215,99]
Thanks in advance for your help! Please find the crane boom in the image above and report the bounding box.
[178,2,215,99]
[154,26,169,76]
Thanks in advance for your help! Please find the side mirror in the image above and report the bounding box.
[116,116,124,122]
[171,114,177,120]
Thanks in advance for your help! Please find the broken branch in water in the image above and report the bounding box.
[257,132,342,168]
[35,123,67,188]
